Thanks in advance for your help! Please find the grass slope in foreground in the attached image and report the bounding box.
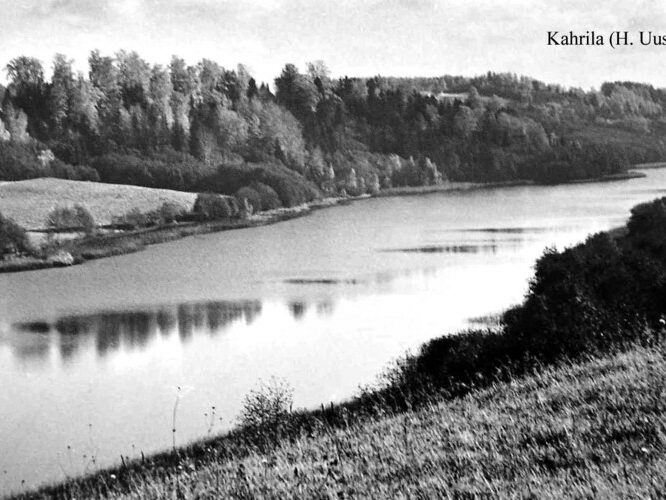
[19,345,666,499]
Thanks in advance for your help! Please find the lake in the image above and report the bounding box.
[2,168,666,493]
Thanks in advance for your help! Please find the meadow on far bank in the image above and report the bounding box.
[0,178,197,230]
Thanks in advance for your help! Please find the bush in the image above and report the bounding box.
[112,203,187,229]
[112,208,154,230]
[238,377,294,431]
[46,205,96,235]
[207,162,319,207]
[235,186,262,213]
[627,197,666,258]
[193,193,240,220]
[250,182,282,210]
[0,212,32,257]
[158,202,184,224]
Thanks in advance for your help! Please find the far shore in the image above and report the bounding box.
[376,170,647,197]
[633,161,666,169]
[0,168,656,275]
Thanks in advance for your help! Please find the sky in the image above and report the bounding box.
[2,0,666,89]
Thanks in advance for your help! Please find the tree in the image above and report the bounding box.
[89,50,121,138]
[2,101,29,143]
[453,105,477,138]
[0,117,10,141]
[169,56,191,95]
[307,60,331,93]
[6,56,44,87]
[147,64,174,145]
[0,212,32,256]
[5,56,47,137]
[467,85,483,109]
[69,76,100,134]
[116,50,151,108]
[274,64,318,123]
[50,54,75,129]
[247,77,258,100]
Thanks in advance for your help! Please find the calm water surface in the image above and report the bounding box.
[2,169,666,492]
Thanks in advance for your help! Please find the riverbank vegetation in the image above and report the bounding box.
[0,178,345,273]
[3,52,666,204]
[14,196,666,498]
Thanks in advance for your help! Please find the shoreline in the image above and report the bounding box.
[0,170,651,275]
[0,197,350,274]
[633,161,666,170]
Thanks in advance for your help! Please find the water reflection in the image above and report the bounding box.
[289,301,307,320]
[7,264,454,367]
[382,243,515,254]
[283,267,440,289]
[10,299,263,363]
[459,226,552,234]
[7,296,351,365]
[284,278,360,285]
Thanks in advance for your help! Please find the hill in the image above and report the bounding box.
[17,345,665,499]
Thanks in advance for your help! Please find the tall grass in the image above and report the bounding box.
[15,345,666,499]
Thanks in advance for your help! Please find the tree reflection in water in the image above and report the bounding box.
[10,299,263,363]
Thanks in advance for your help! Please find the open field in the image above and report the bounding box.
[0,178,197,230]
[17,345,666,499]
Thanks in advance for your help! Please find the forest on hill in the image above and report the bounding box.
[2,52,666,206]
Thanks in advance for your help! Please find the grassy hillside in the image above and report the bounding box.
[18,345,666,499]
[0,178,196,230]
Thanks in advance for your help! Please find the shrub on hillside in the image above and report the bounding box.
[112,208,153,230]
[111,203,186,230]
[206,162,319,207]
[238,377,294,445]
[0,212,32,257]
[46,205,96,235]
[250,182,282,210]
[193,193,240,220]
[158,202,185,224]
[235,186,262,213]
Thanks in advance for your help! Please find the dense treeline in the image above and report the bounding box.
[2,53,666,202]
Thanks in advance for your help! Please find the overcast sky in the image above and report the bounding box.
[2,0,666,89]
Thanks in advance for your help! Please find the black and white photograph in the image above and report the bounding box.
[1,0,666,497]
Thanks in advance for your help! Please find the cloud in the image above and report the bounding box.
[26,0,112,25]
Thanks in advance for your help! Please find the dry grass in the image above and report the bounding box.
[19,345,666,499]
[0,178,196,230]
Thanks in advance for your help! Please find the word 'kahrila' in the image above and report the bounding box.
[548,31,604,46]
